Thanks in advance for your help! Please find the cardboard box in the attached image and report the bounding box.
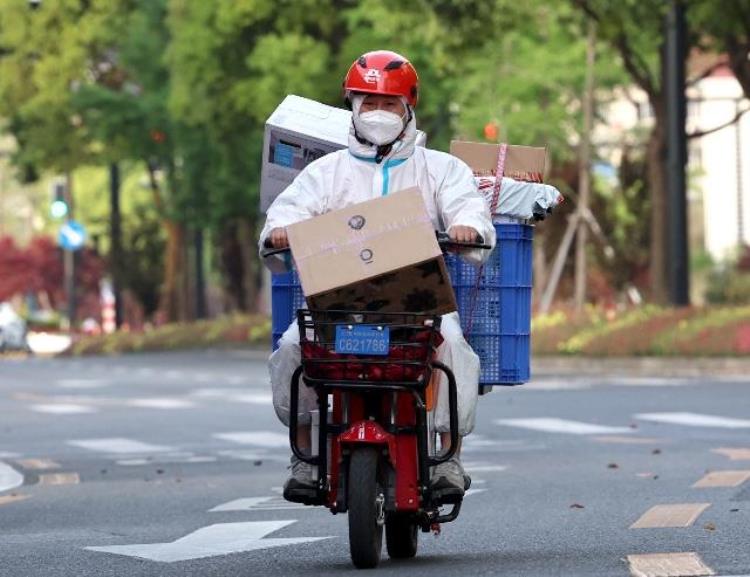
[450,141,548,182]
[261,95,427,213]
[286,187,456,316]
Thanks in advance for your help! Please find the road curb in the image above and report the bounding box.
[532,356,750,378]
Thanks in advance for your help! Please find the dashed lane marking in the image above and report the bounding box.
[593,436,664,445]
[57,379,109,389]
[31,404,97,415]
[16,459,61,470]
[213,431,289,448]
[85,520,331,562]
[210,496,309,512]
[626,552,715,577]
[117,454,217,466]
[0,494,30,506]
[39,472,80,486]
[693,470,750,488]
[0,462,24,492]
[463,461,508,473]
[68,438,174,454]
[127,398,196,410]
[713,448,750,461]
[465,488,486,497]
[495,417,633,435]
[635,412,750,429]
[630,503,711,529]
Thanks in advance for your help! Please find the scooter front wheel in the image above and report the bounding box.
[347,447,384,569]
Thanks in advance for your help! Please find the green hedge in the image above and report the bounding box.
[532,306,750,357]
[67,315,271,356]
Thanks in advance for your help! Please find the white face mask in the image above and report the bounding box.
[354,109,407,146]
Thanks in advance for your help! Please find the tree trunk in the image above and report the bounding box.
[161,219,188,322]
[236,216,259,312]
[646,110,668,304]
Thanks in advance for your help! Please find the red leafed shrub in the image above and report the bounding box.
[0,235,104,316]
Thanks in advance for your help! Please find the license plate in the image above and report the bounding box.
[335,325,390,356]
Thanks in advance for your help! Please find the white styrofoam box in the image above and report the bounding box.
[260,94,426,213]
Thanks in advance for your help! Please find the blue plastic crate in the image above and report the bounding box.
[271,270,306,350]
[445,223,533,385]
[270,222,533,385]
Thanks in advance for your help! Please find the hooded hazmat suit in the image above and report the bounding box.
[259,99,495,437]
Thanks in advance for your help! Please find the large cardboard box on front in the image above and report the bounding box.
[286,188,456,316]
[261,95,428,213]
[450,141,548,182]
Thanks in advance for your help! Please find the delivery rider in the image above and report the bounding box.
[260,50,496,501]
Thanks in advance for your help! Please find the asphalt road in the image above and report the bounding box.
[1,350,749,577]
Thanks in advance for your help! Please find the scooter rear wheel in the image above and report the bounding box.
[385,513,418,559]
[347,447,384,569]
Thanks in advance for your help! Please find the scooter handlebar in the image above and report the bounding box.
[261,231,491,259]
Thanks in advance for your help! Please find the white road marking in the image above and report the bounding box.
[231,393,273,405]
[117,455,217,466]
[217,450,290,464]
[464,461,508,473]
[214,431,289,448]
[635,412,750,429]
[57,379,109,389]
[495,417,633,435]
[465,489,486,497]
[0,462,24,493]
[68,438,174,454]
[31,404,97,415]
[523,379,591,391]
[209,496,308,512]
[190,389,271,405]
[127,398,196,410]
[85,520,331,562]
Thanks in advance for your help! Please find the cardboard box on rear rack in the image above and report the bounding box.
[261,95,426,213]
[286,187,456,332]
[450,141,555,221]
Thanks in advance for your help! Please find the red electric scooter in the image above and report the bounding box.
[263,234,488,568]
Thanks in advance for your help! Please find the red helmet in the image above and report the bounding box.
[343,50,419,108]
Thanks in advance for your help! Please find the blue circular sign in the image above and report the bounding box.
[58,220,87,251]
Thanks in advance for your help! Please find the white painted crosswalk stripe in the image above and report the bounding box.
[213,431,289,448]
[210,496,308,512]
[635,412,750,429]
[68,438,174,454]
[495,417,633,435]
[127,398,196,410]
[31,404,97,415]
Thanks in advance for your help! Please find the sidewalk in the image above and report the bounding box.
[533,356,750,378]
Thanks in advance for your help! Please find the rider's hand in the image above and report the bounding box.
[448,225,479,244]
[269,227,289,249]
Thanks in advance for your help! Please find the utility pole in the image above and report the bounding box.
[574,21,596,312]
[63,175,76,329]
[665,0,689,305]
[110,163,124,328]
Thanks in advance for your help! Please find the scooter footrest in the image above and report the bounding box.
[283,483,325,506]
[431,487,464,506]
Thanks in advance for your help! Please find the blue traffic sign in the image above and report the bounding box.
[58,220,87,251]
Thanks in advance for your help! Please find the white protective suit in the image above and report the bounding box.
[260,101,496,437]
